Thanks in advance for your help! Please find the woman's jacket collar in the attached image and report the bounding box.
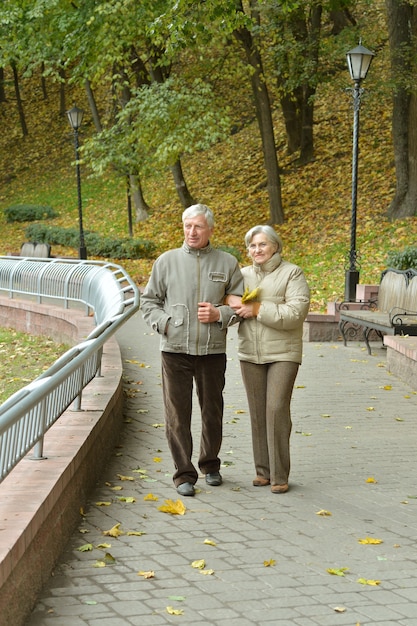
[253,251,282,274]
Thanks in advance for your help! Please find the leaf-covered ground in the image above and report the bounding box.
[0,58,416,312]
[0,328,69,402]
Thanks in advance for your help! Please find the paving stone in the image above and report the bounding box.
[25,315,417,626]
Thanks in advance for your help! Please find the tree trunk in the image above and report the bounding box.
[59,65,66,117]
[386,0,417,218]
[130,173,150,222]
[234,2,284,224]
[11,60,28,136]
[170,160,196,208]
[40,62,47,100]
[299,5,322,164]
[85,79,102,132]
[0,67,6,103]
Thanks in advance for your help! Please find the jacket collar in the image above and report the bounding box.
[182,241,213,255]
[253,251,282,274]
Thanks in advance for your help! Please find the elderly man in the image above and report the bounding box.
[141,204,244,497]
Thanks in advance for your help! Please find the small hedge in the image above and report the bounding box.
[4,204,58,223]
[386,246,417,271]
[24,223,156,259]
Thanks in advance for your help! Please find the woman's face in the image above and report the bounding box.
[248,232,277,264]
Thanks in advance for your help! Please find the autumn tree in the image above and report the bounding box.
[385,0,417,218]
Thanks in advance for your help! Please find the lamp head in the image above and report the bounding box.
[67,106,84,131]
[346,42,375,82]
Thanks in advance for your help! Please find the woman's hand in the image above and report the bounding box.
[233,302,260,318]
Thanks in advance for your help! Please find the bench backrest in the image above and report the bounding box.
[404,272,417,312]
[378,270,408,312]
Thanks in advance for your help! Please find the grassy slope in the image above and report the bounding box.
[0,32,416,312]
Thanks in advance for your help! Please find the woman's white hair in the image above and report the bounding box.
[244,225,283,253]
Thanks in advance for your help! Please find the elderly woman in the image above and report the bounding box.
[227,225,310,494]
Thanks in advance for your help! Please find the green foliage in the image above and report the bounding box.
[83,77,231,178]
[24,224,156,259]
[4,203,57,223]
[218,245,243,262]
[386,246,417,270]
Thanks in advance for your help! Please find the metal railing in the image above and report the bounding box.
[0,256,140,482]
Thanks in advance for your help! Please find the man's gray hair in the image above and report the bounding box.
[182,204,214,229]
[244,225,283,253]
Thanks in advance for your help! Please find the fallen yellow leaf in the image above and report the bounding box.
[334,607,346,613]
[153,457,162,463]
[366,477,377,483]
[327,567,349,576]
[158,499,186,515]
[103,523,124,538]
[126,531,146,536]
[191,559,206,569]
[316,509,332,516]
[144,493,159,501]
[357,578,381,586]
[203,539,217,546]
[358,537,383,545]
[166,607,184,615]
[200,569,215,575]
[117,474,134,481]
[138,570,155,579]
[263,559,276,567]
[95,501,111,507]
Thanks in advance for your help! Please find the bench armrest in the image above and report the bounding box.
[390,307,417,326]
[337,298,377,312]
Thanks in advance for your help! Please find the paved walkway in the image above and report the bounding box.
[27,312,417,626]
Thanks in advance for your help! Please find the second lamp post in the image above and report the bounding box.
[67,105,87,260]
[344,42,375,302]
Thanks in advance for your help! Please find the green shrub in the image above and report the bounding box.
[4,204,57,222]
[386,246,417,270]
[24,224,156,259]
[218,245,243,262]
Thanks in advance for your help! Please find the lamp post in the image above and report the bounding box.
[67,105,87,260]
[344,42,375,301]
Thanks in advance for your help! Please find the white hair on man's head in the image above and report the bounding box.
[182,204,214,229]
[244,225,283,253]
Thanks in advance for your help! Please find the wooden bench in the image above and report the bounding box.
[339,268,417,354]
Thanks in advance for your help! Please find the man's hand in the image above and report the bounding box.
[197,302,221,323]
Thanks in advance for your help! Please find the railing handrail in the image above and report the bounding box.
[0,256,140,481]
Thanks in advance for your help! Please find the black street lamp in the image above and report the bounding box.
[344,42,375,302]
[67,105,87,260]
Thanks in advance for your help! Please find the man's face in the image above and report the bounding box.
[183,215,213,249]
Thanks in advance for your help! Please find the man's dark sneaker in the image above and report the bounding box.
[176,482,195,497]
[205,472,222,486]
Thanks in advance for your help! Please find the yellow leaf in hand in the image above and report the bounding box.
[241,286,260,303]
[158,499,186,515]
